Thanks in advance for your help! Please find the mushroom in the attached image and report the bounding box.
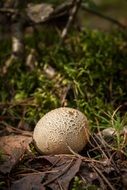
[33,107,89,154]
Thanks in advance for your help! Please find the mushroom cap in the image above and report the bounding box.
[33,107,89,154]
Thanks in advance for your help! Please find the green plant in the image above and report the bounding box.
[71,176,98,190]
[71,176,84,190]
[94,108,127,151]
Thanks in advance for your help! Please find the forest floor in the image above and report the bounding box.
[0,1,127,189]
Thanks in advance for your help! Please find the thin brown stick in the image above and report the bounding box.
[92,164,116,190]
[61,0,82,40]
[42,159,74,186]
[1,121,33,137]
[66,145,111,164]
[0,8,18,14]
[0,97,36,108]
[81,4,126,29]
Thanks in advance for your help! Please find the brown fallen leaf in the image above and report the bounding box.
[11,173,46,190]
[15,155,82,190]
[57,158,82,189]
[42,155,82,190]
[0,135,32,174]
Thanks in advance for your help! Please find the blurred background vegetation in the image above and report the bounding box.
[0,0,127,131]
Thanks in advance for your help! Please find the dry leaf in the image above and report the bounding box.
[0,135,32,173]
[11,173,46,190]
[42,155,82,190]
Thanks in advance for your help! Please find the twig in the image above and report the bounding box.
[89,133,109,160]
[1,121,33,137]
[16,169,58,177]
[0,97,36,108]
[0,8,18,14]
[92,164,116,190]
[61,84,71,106]
[42,159,74,186]
[66,144,110,164]
[3,21,25,74]
[61,0,82,40]
[57,180,64,190]
[95,132,121,174]
[81,4,126,29]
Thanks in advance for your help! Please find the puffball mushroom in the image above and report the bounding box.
[33,107,89,154]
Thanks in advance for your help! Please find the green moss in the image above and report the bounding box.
[0,28,127,128]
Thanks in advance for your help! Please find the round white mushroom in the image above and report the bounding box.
[33,107,89,154]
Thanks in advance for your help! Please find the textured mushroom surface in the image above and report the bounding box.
[33,107,89,154]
